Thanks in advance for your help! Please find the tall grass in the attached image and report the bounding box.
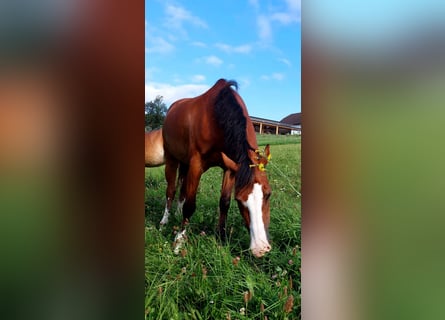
[145,134,300,319]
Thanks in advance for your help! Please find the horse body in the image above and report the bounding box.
[163,100,222,168]
[145,129,165,167]
[161,79,272,258]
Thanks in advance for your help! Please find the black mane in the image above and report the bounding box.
[213,79,253,190]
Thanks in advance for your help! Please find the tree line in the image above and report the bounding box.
[145,96,167,131]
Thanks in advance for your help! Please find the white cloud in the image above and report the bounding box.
[286,0,301,12]
[248,0,259,10]
[145,67,160,81]
[271,0,301,24]
[146,36,174,54]
[145,82,209,106]
[191,41,207,48]
[257,15,272,42]
[255,0,300,42]
[215,43,252,54]
[172,74,183,83]
[191,74,206,82]
[272,72,285,80]
[238,77,251,89]
[200,55,223,67]
[271,11,300,25]
[164,4,207,31]
[260,73,285,81]
[278,58,292,67]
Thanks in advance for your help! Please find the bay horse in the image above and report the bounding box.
[161,79,272,258]
[145,129,165,167]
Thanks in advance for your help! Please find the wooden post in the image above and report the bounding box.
[259,122,263,134]
[275,125,279,135]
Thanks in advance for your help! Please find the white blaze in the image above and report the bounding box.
[243,183,271,257]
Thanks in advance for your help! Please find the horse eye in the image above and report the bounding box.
[264,192,271,200]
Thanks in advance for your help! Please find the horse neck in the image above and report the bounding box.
[242,110,259,152]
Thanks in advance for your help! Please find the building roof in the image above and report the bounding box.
[250,116,299,130]
[280,113,301,125]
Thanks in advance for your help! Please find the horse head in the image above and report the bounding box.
[222,144,272,257]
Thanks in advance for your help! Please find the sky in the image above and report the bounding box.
[306,0,445,57]
[145,0,301,121]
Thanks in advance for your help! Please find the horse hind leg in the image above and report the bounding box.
[173,157,203,254]
[160,157,178,226]
[175,163,188,217]
[181,158,203,224]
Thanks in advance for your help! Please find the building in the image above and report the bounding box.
[280,113,301,135]
[250,112,301,135]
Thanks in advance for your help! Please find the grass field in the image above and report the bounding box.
[145,134,301,319]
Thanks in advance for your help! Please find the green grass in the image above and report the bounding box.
[145,134,301,319]
[256,134,300,146]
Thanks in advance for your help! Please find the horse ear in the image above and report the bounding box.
[264,144,271,161]
[221,152,239,172]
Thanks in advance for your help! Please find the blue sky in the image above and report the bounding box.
[306,1,445,57]
[145,0,301,121]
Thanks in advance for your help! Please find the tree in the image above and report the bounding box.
[145,96,167,131]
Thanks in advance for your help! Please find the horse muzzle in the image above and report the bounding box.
[250,241,272,258]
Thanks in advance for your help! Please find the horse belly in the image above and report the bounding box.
[163,120,192,163]
[163,137,190,163]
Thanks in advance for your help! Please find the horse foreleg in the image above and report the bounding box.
[160,158,178,226]
[218,169,235,241]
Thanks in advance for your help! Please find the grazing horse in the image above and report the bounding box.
[145,129,165,167]
[161,79,272,258]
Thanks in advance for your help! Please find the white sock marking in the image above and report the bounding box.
[176,199,185,217]
[160,204,170,225]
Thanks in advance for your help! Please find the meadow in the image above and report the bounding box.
[145,134,301,319]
